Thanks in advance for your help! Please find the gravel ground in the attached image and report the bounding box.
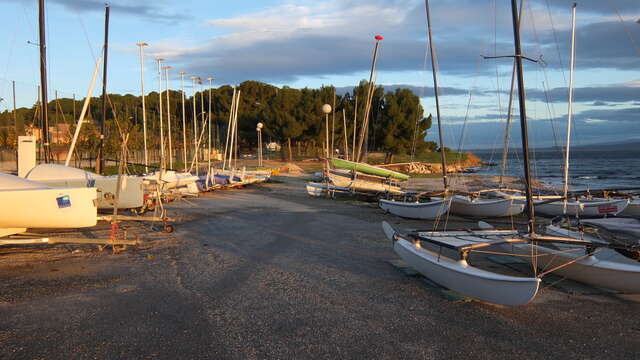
[0,176,638,359]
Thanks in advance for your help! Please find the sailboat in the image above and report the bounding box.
[383,0,640,306]
[0,172,98,238]
[20,4,146,211]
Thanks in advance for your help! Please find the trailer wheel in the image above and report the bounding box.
[163,224,174,233]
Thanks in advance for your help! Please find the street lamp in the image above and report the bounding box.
[321,104,332,195]
[256,122,263,167]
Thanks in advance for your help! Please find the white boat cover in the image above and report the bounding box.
[26,163,144,209]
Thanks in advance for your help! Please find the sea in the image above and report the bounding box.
[471,148,640,191]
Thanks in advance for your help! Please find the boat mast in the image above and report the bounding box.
[136,42,148,173]
[355,35,382,163]
[425,0,448,191]
[38,0,50,163]
[562,3,577,212]
[179,72,187,171]
[96,4,109,174]
[499,62,517,186]
[510,0,536,234]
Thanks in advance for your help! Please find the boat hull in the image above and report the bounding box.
[379,198,449,220]
[330,158,409,180]
[620,199,640,217]
[0,173,97,229]
[450,195,519,217]
[26,164,144,209]
[328,170,403,194]
[536,225,640,293]
[383,222,540,306]
[534,199,629,217]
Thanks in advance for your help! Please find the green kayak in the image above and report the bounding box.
[329,158,410,181]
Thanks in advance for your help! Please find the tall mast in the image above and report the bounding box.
[510,0,536,234]
[164,65,172,169]
[425,0,448,191]
[355,35,382,163]
[38,0,50,163]
[136,42,148,172]
[191,76,198,175]
[500,62,517,185]
[156,58,165,172]
[207,77,213,178]
[562,3,577,212]
[96,4,109,174]
[179,72,187,171]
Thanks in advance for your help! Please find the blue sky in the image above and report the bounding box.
[0,0,637,149]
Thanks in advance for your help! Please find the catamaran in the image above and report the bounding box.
[384,1,640,306]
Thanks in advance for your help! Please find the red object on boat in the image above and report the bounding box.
[375,35,383,41]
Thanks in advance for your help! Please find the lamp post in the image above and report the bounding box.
[155,57,165,172]
[256,122,263,167]
[136,42,149,172]
[163,65,173,169]
[322,104,332,195]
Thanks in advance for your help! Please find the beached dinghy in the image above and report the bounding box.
[328,169,403,195]
[330,158,409,181]
[536,223,640,293]
[383,221,540,306]
[534,198,628,217]
[620,198,640,217]
[0,172,97,236]
[144,170,200,194]
[305,182,350,197]
[25,163,144,210]
[379,198,450,219]
[450,195,522,217]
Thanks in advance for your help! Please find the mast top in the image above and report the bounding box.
[375,35,383,41]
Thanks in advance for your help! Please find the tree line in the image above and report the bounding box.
[0,80,438,161]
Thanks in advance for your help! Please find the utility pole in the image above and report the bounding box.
[136,42,149,172]
[96,4,110,174]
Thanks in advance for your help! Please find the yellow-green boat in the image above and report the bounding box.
[329,158,409,181]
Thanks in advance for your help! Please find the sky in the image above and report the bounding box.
[0,0,637,149]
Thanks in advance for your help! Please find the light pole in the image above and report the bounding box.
[256,122,263,167]
[322,104,332,194]
[190,76,199,175]
[163,65,173,169]
[136,42,149,172]
[156,57,165,172]
[179,71,187,171]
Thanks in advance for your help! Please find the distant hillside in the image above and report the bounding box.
[470,140,640,153]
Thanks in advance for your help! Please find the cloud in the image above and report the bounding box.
[334,84,470,97]
[1,0,188,21]
[527,84,640,103]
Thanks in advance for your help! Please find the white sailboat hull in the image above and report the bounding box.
[450,195,521,217]
[379,198,449,220]
[26,164,144,209]
[0,173,97,230]
[514,225,640,293]
[328,170,403,194]
[620,199,640,217]
[383,222,540,306]
[534,198,629,217]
